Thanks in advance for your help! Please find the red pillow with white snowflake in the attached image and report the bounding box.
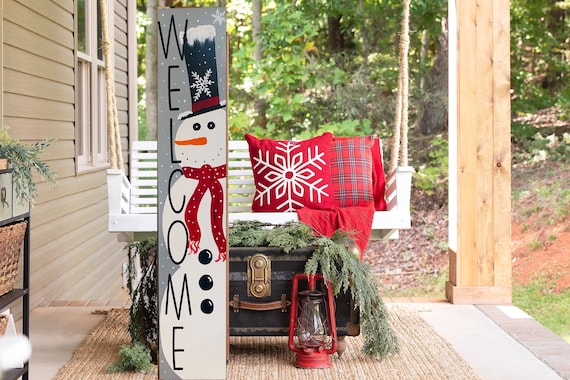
[245,133,336,212]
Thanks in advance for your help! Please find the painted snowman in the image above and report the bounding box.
[164,106,227,262]
[159,24,227,378]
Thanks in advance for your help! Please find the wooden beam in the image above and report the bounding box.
[456,0,478,287]
[446,281,512,305]
[492,0,512,289]
[447,0,512,303]
[476,0,495,287]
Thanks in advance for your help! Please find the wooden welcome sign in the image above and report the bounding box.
[157,8,228,380]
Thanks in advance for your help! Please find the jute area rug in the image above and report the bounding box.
[53,307,480,380]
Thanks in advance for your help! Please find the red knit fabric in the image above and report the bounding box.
[297,206,374,260]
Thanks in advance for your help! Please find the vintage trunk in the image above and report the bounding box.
[228,247,360,337]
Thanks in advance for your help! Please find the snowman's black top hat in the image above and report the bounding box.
[179,24,223,120]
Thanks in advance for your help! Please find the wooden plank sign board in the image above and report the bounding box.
[157,8,228,379]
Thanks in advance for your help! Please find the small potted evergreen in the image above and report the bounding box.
[0,126,57,205]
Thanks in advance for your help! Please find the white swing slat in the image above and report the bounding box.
[107,141,413,240]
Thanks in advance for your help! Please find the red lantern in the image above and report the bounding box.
[288,273,337,368]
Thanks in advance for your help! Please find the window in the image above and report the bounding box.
[76,0,108,171]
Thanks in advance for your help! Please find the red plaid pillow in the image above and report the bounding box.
[330,137,375,207]
[245,133,335,212]
[371,138,387,211]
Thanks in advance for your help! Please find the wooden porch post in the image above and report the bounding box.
[446,0,512,304]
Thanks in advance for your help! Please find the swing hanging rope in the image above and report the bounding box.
[390,0,410,174]
[100,0,124,170]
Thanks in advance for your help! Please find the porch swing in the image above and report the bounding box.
[105,1,414,241]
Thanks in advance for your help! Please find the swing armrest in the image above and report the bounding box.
[385,166,413,214]
[369,166,414,239]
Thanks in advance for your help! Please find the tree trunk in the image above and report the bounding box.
[420,30,428,90]
[327,15,343,52]
[359,0,368,67]
[145,0,159,140]
[252,0,262,61]
[418,18,448,136]
[252,0,267,129]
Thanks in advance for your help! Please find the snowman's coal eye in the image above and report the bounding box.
[193,123,201,131]
[207,121,215,130]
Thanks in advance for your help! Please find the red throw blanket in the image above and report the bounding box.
[296,206,374,260]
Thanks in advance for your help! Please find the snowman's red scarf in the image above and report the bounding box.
[182,164,227,262]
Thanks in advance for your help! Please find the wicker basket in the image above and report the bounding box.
[0,314,8,336]
[0,220,27,296]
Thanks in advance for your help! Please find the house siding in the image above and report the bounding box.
[2,0,135,308]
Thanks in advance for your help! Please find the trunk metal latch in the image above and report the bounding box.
[247,253,271,298]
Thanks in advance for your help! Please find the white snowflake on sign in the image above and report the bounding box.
[211,9,226,25]
[251,141,330,211]
[190,69,214,101]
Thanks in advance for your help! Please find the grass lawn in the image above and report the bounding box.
[513,280,570,343]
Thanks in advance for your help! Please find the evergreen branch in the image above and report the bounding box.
[0,126,57,205]
[306,235,400,359]
[265,222,314,252]
[228,220,271,247]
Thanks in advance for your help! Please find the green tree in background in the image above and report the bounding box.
[136,1,570,143]
[137,0,447,142]
[511,0,570,115]
[136,0,222,140]
[227,0,447,141]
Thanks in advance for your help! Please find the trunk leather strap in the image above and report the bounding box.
[230,294,290,312]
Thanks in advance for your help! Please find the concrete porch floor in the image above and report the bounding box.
[18,298,570,380]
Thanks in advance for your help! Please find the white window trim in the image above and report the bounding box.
[76,0,111,172]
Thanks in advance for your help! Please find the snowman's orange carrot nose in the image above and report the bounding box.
[175,137,207,146]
